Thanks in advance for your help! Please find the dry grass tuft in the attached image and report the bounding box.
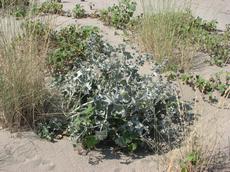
[165,87,230,172]
[137,0,198,71]
[172,132,229,172]
[0,15,51,129]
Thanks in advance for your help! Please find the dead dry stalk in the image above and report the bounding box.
[0,13,52,129]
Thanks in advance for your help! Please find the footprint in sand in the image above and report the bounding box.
[24,155,56,171]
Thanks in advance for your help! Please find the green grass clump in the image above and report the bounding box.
[100,0,137,29]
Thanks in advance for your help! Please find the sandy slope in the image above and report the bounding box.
[0,0,230,172]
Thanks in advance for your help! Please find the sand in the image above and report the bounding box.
[0,130,167,172]
[0,0,230,171]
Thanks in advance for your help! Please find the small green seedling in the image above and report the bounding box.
[180,151,200,172]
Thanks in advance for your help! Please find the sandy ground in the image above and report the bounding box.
[49,15,125,46]
[0,131,166,172]
[141,0,230,30]
[0,0,230,172]
[57,0,230,30]
[191,0,230,30]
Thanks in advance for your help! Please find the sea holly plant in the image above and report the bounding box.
[53,42,192,151]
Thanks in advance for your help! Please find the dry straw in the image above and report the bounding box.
[138,0,197,71]
[0,11,52,129]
